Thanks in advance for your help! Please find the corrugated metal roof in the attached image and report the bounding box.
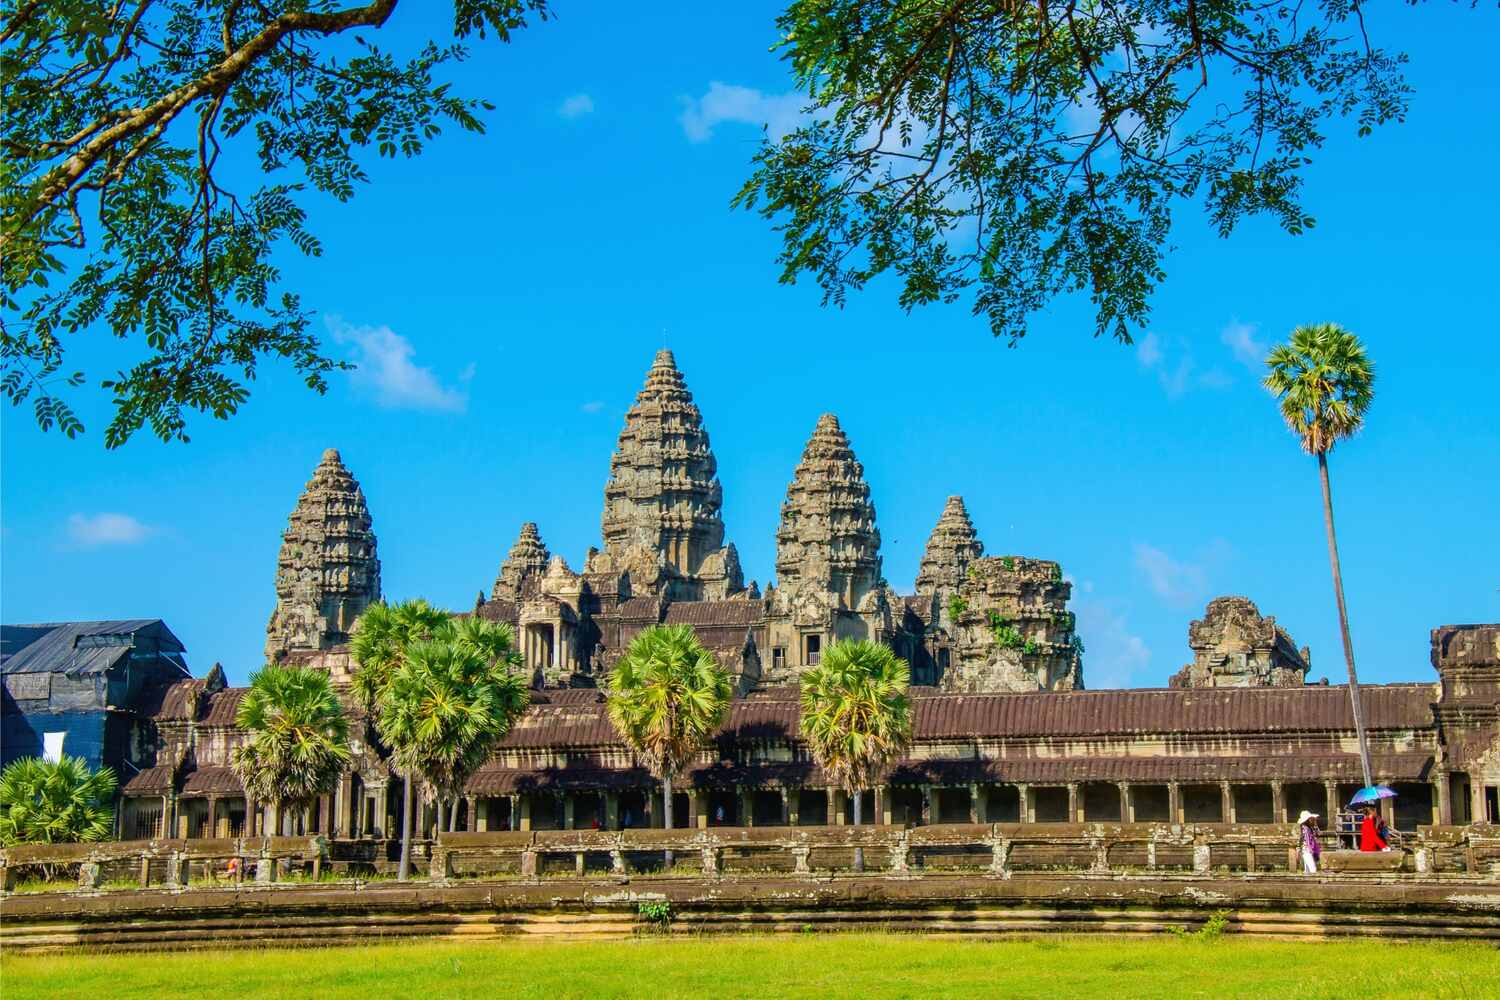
[0,620,185,677]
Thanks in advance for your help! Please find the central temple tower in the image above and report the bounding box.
[587,350,743,600]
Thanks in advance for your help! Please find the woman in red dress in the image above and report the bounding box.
[1358,806,1388,851]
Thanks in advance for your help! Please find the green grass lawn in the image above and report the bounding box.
[4,935,1497,1000]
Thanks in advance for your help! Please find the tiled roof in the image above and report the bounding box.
[201,689,246,726]
[179,766,243,796]
[121,764,177,795]
[663,601,764,628]
[617,597,662,619]
[495,683,1437,749]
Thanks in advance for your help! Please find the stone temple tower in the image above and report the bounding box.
[492,522,550,602]
[774,414,882,610]
[265,449,381,662]
[914,496,984,598]
[587,350,743,600]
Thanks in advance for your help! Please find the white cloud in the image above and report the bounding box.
[1220,320,1268,373]
[559,94,594,119]
[1075,599,1151,690]
[1133,542,1207,606]
[327,316,468,413]
[680,82,804,143]
[67,513,151,548]
[580,400,605,414]
[1135,332,1230,399]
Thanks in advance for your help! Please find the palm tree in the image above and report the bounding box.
[1265,322,1377,788]
[375,620,530,834]
[0,756,117,848]
[350,598,450,880]
[605,624,731,867]
[800,639,912,873]
[231,664,352,837]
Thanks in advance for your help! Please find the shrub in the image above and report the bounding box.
[638,899,673,929]
[946,595,969,620]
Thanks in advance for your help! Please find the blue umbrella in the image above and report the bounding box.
[1349,785,1397,806]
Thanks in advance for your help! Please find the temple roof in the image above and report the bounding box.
[914,496,983,596]
[774,413,881,605]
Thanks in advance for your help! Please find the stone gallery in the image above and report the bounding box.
[10,351,1495,850]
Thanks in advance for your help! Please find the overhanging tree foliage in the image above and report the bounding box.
[1,1,549,447]
[736,0,1424,345]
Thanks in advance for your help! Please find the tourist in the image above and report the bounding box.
[1296,811,1322,873]
[1358,805,1388,852]
[714,804,725,826]
[225,856,241,881]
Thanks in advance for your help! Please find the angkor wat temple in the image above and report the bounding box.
[10,350,1493,849]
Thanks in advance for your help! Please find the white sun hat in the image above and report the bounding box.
[1296,810,1319,825]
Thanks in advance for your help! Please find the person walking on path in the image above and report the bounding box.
[1359,805,1388,852]
[1297,811,1322,873]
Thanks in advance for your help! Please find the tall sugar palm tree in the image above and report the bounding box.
[0,756,117,847]
[1265,322,1377,788]
[350,598,451,880]
[378,619,529,834]
[800,639,912,873]
[231,664,351,837]
[605,624,731,867]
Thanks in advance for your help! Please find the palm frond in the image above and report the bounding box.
[1264,323,1375,455]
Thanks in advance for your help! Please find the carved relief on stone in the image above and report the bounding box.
[492,522,551,602]
[774,413,882,611]
[915,496,984,598]
[597,350,742,601]
[265,449,381,661]
[1169,596,1309,689]
[943,556,1082,692]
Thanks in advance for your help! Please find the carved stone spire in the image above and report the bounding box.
[593,349,742,600]
[774,414,881,609]
[915,496,984,596]
[492,522,551,602]
[265,449,381,661]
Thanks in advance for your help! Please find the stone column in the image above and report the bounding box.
[741,788,755,827]
[875,785,891,826]
[828,787,842,826]
[510,794,521,831]
[1435,775,1452,827]
[1067,783,1079,824]
[1220,782,1233,824]
[1323,780,1339,826]
[465,796,477,832]
[1018,783,1032,824]
[780,788,791,826]
[920,785,933,826]
[968,784,981,824]
[689,789,703,829]
[477,798,489,833]
[518,795,532,832]
[207,796,221,839]
[787,788,801,827]
[604,792,619,831]
[1168,783,1181,825]
[1271,780,1285,824]
[1118,783,1130,823]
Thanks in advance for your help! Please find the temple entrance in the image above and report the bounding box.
[934,788,971,824]
[1081,783,1122,822]
[889,787,923,825]
[796,789,828,825]
[617,791,647,829]
[1130,785,1170,821]
[1231,785,1274,823]
[985,785,1021,823]
[1182,785,1222,823]
[753,790,785,826]
[705,791,739,826]
[1032,786,1069,822]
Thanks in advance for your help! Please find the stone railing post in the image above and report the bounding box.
[1,860,16,893]
[519,849,538,879]
[165,850,189,889]
[139,852,152,888]
[1414,845,1432,875]
[1091,837,1109,873]
[792,847,811,875]
[701,845,720,877]
[1193,840,1211,876]
[888,835,911,874]
[78,861,102,891]
[990,838,1011,878]
[610,849,626,875]
[429,846,452,884]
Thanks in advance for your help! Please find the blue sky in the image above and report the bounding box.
[3,3,1497,689]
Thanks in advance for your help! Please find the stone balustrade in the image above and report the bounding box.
[0,835,327,892]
